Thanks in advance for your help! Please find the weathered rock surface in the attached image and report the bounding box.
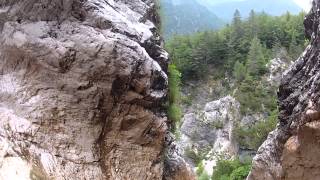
[179,96,240,174]
[164,137,196,180]
[266,57,293,86]
[181,96,239,152]
[0,0,192,179]
[281,121,320,180]
[248,1,320,179]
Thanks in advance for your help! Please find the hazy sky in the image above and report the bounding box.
[198,0,312,11]
[294,0,312,11]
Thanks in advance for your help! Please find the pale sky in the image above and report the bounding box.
[294,0,312,11]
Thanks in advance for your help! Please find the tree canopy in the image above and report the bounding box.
[166,10,306,80]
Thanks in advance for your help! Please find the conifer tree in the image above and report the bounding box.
[233,61,246,83]
[246,37,267,77]
[248,10,258,37]
[288,35,303,60]
[191,32,210,78]
[228,10,246,68]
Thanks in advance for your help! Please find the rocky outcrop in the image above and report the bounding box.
[181,96,240,152]
[179,96,240,174]
[266,57,293,86]
[248,1,320,179]
[0,0,193,179]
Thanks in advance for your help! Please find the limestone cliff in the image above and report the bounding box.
[0,0,192,179]
[248,0,320,179]
[179,96,241,175]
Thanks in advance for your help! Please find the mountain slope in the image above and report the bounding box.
[161,0,225,38]
[204,0,303,21]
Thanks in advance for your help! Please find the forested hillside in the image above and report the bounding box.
[166,10,307,179]
[160,0,304,39]
[167,11,306,81]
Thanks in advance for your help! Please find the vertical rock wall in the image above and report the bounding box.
[0,0,178,179]
[248,1,320,179]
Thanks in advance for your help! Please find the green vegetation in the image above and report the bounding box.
[196,161,211,180]
[165,10,306,150]
[212,157,251,180]
[185,147,202,165]
[234,110,279,150]
[168,64,182,133]
[235,78,278,114]
[181,94,193,106]
[184,146,211,165]
[155,0,163,34]
[166,11,306,81]
[246,37,268,77]
[211,120,224,129]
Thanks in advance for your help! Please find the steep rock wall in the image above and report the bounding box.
[248,0,320,179]
[0,0,187,179]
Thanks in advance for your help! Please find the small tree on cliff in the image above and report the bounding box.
[168,64,182,133]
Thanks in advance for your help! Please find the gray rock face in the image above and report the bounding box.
[248,1,320,179]
[266,57,293,86]
[181,96,240,152]
[179,96,240,175]
[0,0,186,179]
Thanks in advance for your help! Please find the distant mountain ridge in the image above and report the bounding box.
[161,0,303,38]
[197,0,303,21]
[161,0,225,38]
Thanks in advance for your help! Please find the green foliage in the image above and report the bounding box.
[212,157,251,180]
[199,171,211,180]
[168,104,182,125]
[155,0,162,34]
[166,11,306,81]
[234,110,279,150]
[211,120,224,129]
[165,9,305,152]
[196,161,205,176]
[230,165,252,180]
[246,37,267,77]
[181,95,193,106]
[235,69,278,114]
[233,61,246,83]
[168,64,182,133]
[196,161,210,180]
[184,147,210,165]
[185,148,202,165]
[165,35,194,80]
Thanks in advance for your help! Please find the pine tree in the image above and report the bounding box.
[228,10,246,69]
[191,32,210,78]
[271,38,290,61]
[232,9,242,29]
[207,32,228,66]
[246,37,267,77]
[248,10,258,38]
[233,61,246,83]
[288,35,303,61]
